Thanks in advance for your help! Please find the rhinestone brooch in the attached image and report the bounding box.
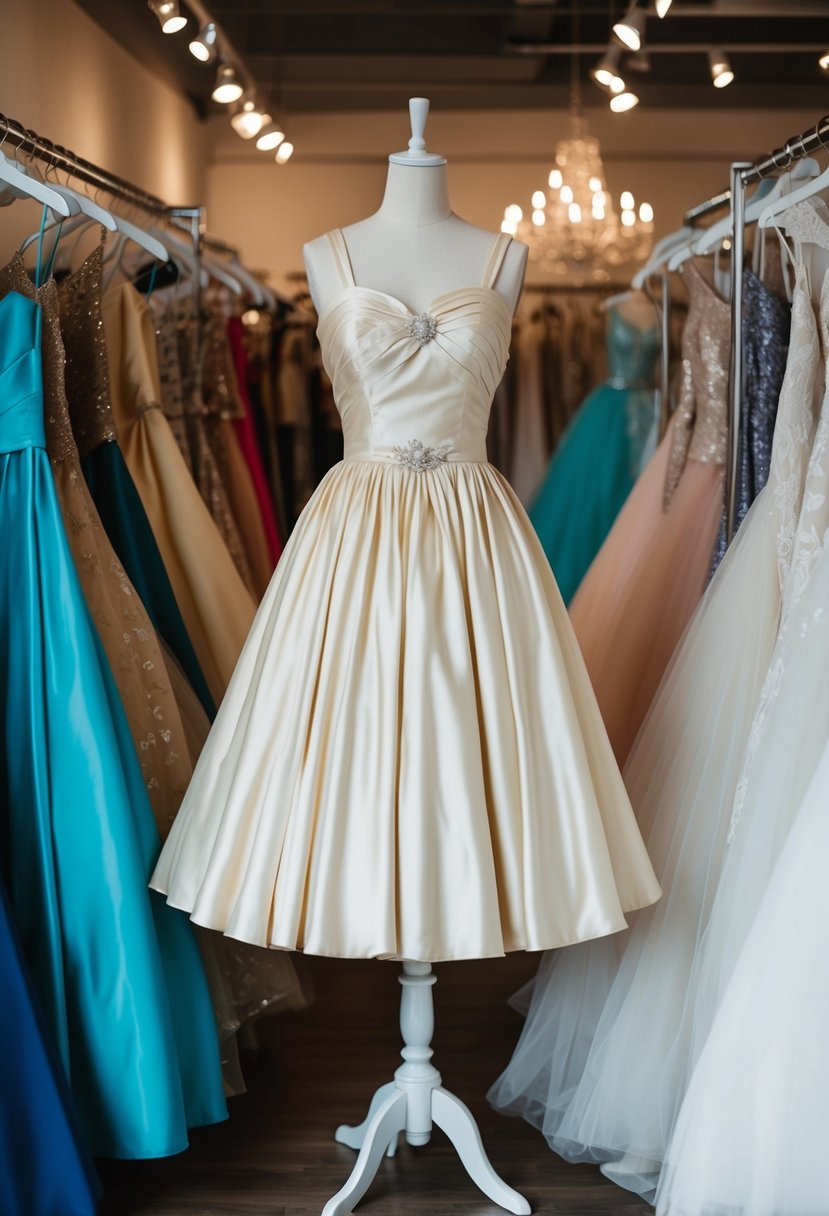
[393,439,450,472]
[406,312,438,346]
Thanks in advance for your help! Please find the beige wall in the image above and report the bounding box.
[0,0,205,249]
[205,105,823,291]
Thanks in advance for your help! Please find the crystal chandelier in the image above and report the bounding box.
[501,108,655,283]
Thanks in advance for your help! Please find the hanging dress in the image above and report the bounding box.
[568,259,728,765]
[0,258,226,1158]
[489,210,818,1203]
[0,252,194,834]
[58,245,216,719]
[150,229,660,962]
[529,305,660,605]
[0,878,98,1216]
[102,280,256,705]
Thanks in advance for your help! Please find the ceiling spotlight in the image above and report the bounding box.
[591,43,625,93]
[256,121,285,151]
[709,48,734,88]
[189,21,218,62]
[819,48,829,71]
[655,0,673,15]
[212,62,244,104]
[275,141,294,165]
[609,91,640,113]
[148,0,187,34]
[613,3,646,53]
[231,101,269,139]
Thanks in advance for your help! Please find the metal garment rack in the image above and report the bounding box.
[0,113,205,334]
[683,113,829,542]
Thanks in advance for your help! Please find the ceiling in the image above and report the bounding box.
[75,0,829,115]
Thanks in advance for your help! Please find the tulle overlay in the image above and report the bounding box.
[152,456,660,962]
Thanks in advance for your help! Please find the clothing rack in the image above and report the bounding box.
[0,112,205,344]
[683,113,829,542]
[523,281,631,294]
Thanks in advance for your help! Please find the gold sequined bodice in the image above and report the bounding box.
[56,243,119,458]
[664,259,729,508]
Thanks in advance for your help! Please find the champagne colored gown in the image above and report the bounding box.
[151,230,660,963]
[102,281,256,705]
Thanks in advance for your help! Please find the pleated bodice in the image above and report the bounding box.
[317,229,513,465]
[0,290,44,454]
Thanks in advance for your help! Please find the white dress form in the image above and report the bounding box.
[308,100,530,1216]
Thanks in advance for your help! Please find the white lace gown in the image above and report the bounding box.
[489,201,826,1199]
[150,230,661,964]
[656,735,829,1216]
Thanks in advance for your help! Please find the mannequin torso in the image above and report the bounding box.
[304,162,528,319]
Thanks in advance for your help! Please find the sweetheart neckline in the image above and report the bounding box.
[315,283,514,332]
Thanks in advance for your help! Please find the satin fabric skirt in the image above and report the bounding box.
[529,384,657,606]
[152,458,660,963]
[82,438,216,718]
[0,880,98,1216]
[0,445,227,1158]
[656,737,829,1216]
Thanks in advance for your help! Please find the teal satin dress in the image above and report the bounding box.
[0,283,226,1158]
[529,307,660,605]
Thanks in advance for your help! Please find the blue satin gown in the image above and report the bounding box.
[0,878,98,1216]
[0,284,226,1159]
[529,307,660,604]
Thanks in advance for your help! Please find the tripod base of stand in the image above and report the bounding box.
[321,963,531,1216]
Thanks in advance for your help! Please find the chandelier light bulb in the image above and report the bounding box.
[639,201,654,223]
[275,141,294,164]
[620,190,635,210]
[709,48,734,88]
[505,203,523,224]
[500,220,517,235]
[212,63,244,104]
[531,190,547,209]
[610,91,640,113]
[588,176,603,192]
[592,204,606,221]
[560,184,574,204]
[612,4,646,53]
[568,202,582,224]
[189,21,218,61]
[655,0,673,16]
[256,122,285,151]
[532,209,546,227]
[621,209,636,227]
[148,0,187,34]
[548,168,563,189]
[820,48,829,71]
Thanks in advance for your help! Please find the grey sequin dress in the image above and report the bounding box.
[710,269,791,573]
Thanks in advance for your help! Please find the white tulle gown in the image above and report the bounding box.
[489,203,826,1200]
[656,735,829,1216]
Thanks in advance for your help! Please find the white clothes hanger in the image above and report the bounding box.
[0,149,71,215]
[21,206,170,264]
[632,226,695,287]
[671,161,821,272]
[758,155,829,229]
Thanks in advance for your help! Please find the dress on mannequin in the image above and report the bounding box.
[151,219,659,961]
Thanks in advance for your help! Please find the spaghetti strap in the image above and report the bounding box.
[326,228,357,290]
[481,232,512,289]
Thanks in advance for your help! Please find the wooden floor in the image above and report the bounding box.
[98,954,650,1216]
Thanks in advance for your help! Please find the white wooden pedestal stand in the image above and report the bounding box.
[321,961,531,1216]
